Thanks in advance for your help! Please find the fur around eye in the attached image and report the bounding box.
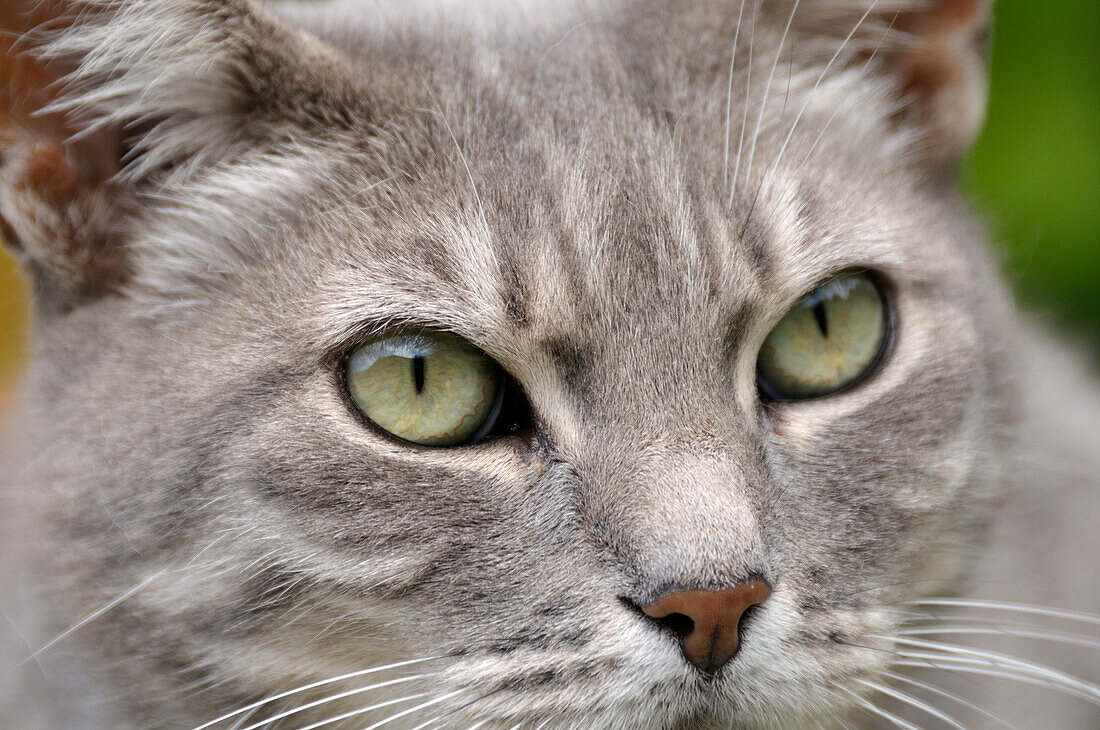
[757,273,888,400]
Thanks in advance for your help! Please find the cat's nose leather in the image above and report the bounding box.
[640,580,772,674]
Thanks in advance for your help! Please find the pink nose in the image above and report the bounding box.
[641,580,772,673]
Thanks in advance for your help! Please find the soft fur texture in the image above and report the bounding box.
[0,1,1096,728]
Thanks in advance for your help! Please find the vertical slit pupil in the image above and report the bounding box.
[412,356,426,393]
[811,300,829,337]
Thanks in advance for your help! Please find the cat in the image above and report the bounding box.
[0,0,1097,728]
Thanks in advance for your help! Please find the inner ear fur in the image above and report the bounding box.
[0,0,361,308]
[799,0,991,166]
[887,0,991,164]
[1,0,129,303]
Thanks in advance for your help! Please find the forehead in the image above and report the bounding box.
[308,59,920,341]
[218,7,977,388]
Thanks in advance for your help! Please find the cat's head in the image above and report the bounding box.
[2,0,1016,727]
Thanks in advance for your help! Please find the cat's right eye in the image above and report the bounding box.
[343,330,527,446]
[756,273,889,401]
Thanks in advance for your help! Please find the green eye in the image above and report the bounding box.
[344,330,507,446]
[757,273,888,400]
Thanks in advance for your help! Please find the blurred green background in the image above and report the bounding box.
[0,0,1097,392]
[962,0,1099,352]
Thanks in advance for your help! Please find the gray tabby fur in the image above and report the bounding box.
[0,0,1096,728]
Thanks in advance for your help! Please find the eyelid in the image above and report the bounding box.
[345,333,437,373]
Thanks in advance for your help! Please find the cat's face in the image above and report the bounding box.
[3,0,1017,727]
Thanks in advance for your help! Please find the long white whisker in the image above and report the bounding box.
[834,684,925,730]
[889,647,1099,704]
[741,0,800,191]
[236,675,432,730]
[774,9,896,205]
[886,604,1049,625]
[356,690,465,730]
[853,678,967,729]
[190,656,443,730]
[22,569,167,663]
[729,0,757,204]
[1017,451,1100,483]
[402,715,447,730]
[880,671,1019,729]
[225,704,262,730]
[896,625,1100,650]
[722,0,747,195]
[885,604,1100,642]
[405,708,468,730]
[416,93,485,225]
[294,691,439,730]
[903,599,1100,626]
[891,658,1100,705]
[759,0,880,196]
[878,635,1100,701]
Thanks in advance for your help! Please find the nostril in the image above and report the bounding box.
[736,603,762,643]
[650,610,694,640]
[630,580,773,674]
[620,597,693,639]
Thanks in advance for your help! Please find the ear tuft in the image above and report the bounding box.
[1,0,132,303]
[1,0,350,307]
[32,0,286,183]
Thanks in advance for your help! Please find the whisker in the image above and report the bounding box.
[740,0,801,191]
[891,658,1099,706]
[756,0,881,202]
[729,0,758,203]
[356,690,466,730]
[415,92,485,225]
[293,690,442,730]
[1016,451,1100,484]
[887,645,1100,705]
[775,9,898,204]
[896,625,1100,650]
[411,682,509,730]
[883,604,1100,639]
[879,671,1019,729]
[404,713,448,730]
[903,599,1100,626]
[878,635,1100,701]
[722,0,748,195]
[236,675,432,730]
[225,704,262,730]
[840,578,954,601]
[853,677,968,729]
[190,656,445,730]
[833,684,926,730]
[22,568,168,664]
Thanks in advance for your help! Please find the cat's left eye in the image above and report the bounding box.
[757,273,889,401]
[343,330,525,446]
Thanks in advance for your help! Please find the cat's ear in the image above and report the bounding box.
[0,0,349,307]
[792,0,990,165]
[880,0,991,164]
